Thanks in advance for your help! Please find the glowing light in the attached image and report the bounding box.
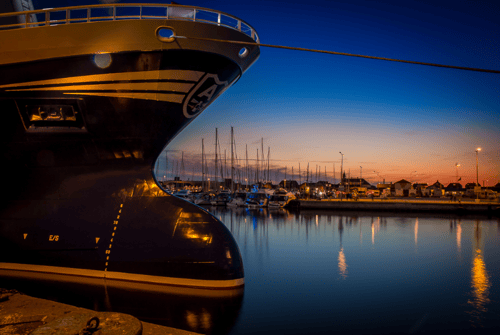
[93,53,112,69]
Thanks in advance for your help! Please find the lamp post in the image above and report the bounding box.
[455,163,460,183]
[475,148,481,186]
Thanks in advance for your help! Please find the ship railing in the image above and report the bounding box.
[0,3,259,43]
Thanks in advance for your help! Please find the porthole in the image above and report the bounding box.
[157,27,176,43]
[93,53,112,69]
[238,47,248,58]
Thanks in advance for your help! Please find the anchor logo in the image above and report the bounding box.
[183,73,228,118]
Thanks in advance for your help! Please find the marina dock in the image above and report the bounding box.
[290,198,500,215]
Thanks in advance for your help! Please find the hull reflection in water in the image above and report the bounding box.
[0,274,243,335]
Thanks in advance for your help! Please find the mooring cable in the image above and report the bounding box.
[177,36,500,74]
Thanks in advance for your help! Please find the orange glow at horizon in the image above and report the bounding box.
[164,123,500,186]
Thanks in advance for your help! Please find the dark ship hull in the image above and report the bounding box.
[0,3,259,293]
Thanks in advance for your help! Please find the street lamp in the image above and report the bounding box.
[475,148,481,186]
[455,163,460,183]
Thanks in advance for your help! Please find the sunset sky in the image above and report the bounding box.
[34,0,500,186]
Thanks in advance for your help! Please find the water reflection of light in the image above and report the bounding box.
[371,222,374,245]
[469,249,491,321]
[185,309,212,333]
[371,217,380,245]
[457,222,462,254]
[414,218,418,247]
[468,221,491,327]
[338,247,348,279]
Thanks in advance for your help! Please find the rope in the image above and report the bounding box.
[177,36,500,74]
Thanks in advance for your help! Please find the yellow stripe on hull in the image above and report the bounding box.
[65,91,185,103]
[6,82,195,93]
[0,70,205,89]
[0,262,244,290]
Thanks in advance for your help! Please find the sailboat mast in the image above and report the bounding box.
[165,151,168,181]
[284,166,287,189]
[214,128,218,191]
[267,147,270,184]
[256,149,259,185]
[202,139,205,191]
[306,162,309,184]
[261,138,264,182]
[231,126,234,192]
[245,144,248,189]
[181,151,184,181]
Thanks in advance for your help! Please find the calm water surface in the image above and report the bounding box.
[212,207,500,335]
[4,207,499,334]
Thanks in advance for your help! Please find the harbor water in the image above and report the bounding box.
[3,207,499,334]
[216,207,500,335]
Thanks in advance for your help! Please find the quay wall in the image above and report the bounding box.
[290,199,500,215]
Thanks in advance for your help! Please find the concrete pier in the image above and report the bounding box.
[290,198,500,215]
[0,289,201,335]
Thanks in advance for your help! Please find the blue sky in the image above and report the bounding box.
[32,0,500,185]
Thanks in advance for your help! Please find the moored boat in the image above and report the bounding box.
[245,188,273,208]
[0,2,259,291]
[211,189,231,206]
[227,190,248,207]
[268,188,296,208]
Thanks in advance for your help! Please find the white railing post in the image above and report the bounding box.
[218,13,221,25]
[45,10,49,26]
[237,20,241,31]
[193,9,196,21]
[113,6,116,20]
[66,9,69,24]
